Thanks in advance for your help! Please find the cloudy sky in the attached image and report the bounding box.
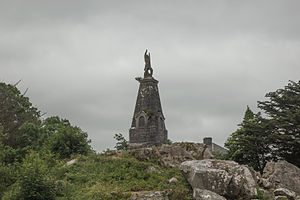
[1,0,300,151]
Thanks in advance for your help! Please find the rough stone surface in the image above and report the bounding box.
[262,160,300,195]
[129,55,168,147]
[64,158,77,167]
[130,191,170,200]
[180,159,257,200]
[168,177,178,184]
[193,189,226,200]
[129,142,213,167]
[146,166,160,173]
[275,196,290,200]
[274,188,297,200]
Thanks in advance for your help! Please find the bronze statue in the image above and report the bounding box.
[144,50,153,78]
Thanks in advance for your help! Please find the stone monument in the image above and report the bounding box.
[129,50,168,148]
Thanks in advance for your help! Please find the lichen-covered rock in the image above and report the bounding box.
[274,188,297,200]
[180,159,257,200]
[146,166,161,173]
[168,177,178,184]
[64,158,77,167]
[129,142,213,167]
[193,189,226,200]
[262,160,300,195]
[130,191,170,200]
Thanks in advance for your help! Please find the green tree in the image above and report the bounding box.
[258,80,300,167]
[225,107,273,173]
[0,82,40,148]
[0,127,17,198]
[114,133,128,150]
[43,116,92,158]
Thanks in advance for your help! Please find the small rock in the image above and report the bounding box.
[193,189,226,200]
[274,188,296,200]
[146,166,160,173]
[130,191,170,200]
[168,177,178,184]
[64,158,77,167]
[275,196,290,200]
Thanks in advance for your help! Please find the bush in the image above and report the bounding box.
[3,151,57,200]
[43,117,92,159]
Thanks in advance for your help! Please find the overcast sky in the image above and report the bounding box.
[1,0,300,151]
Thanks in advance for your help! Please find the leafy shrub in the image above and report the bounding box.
[3,151,57,200]
[43,116,92,159]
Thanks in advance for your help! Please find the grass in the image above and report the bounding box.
[56,153,193,200]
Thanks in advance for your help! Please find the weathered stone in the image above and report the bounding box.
[261,178,272,189]
[64,158,77,167]
[130,191,170,200]
[129,142,212,167]
[203,148,214,159]
[129,51,167,147]
[275,196,289,200]
[146,166,160,173]
[193,189,226,200]
[168,177,178,184]
[181,159,257,200]
[262,160,300,195]
[274,188,297,200]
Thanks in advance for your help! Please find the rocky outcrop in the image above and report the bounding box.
[129,142,213,167]
[130,191,170,200]
[262,160,300,195]
[260,160,300,199]
[180,159,257,200]
[273,188,297,200]
[193,189,226,200]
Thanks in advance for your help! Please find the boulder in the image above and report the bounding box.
[193,189,226,200]
[129,142,212,167]
[262,160,300,195]
[130,191,170,200]
[181,159,257,200]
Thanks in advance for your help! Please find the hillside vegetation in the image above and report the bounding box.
[1,80,300,200]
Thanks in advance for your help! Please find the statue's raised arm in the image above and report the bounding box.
[144,50,153,78]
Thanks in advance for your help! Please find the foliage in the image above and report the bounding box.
[2,151,57,200]
[167,139,173,145]
[226,80,300,171]
[0,82,40,148]
[258,80,300,167]
[256,187,270,200]
[0,82,94,198]
[225,107,273,173]
[55,153,192,200]
[0,127,19,198]
[114,133,128,150]
[43,116,92,159]
[212,150,228,160]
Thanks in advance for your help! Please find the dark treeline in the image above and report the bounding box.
[225,80,300,173]
[0,82,93,199]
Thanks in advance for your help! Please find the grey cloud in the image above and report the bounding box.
[0,0,300,151]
